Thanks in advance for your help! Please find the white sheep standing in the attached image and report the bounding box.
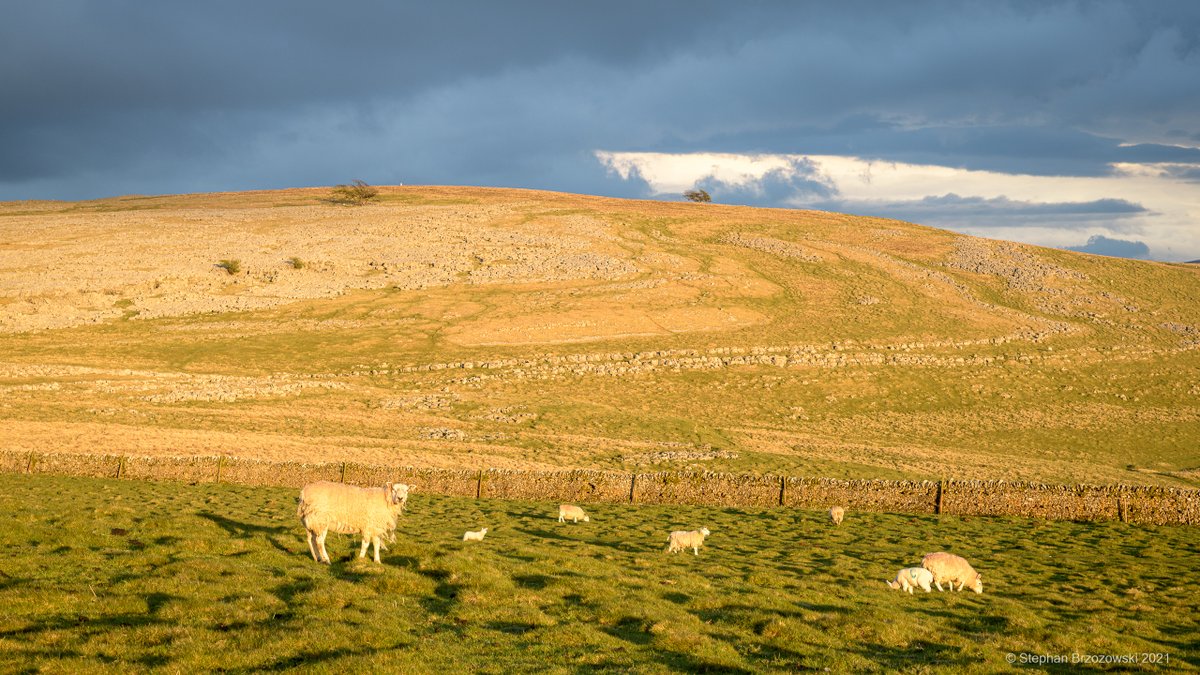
[921,552,984,593]
[829,506,845,525]
[887,567,934,593]
[667,527,711,555]
[297,481,411,564]
[463,527,488,542]
[558,504,590,523]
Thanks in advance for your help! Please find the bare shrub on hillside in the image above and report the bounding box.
[215,259,241,275]
[327,179,379,206]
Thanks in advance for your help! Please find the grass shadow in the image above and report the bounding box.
[513,527,574,542]
[513,574,550,590]
[853,640,972,670]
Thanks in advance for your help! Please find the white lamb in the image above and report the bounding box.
[921,552,983,593]
[887,567,934,593]
[667,527,711,555]
[297,481,411,564]
[829,506,845,525]
[463,527,488,542]
[558,504,590,523]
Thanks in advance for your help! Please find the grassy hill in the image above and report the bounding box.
[1,186,1198,486]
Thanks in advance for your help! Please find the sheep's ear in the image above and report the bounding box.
[385,482,396,504]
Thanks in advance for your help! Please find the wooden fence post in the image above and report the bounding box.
[216,456,225,484]
[629,474,637,503]
[116,456,126,479]
[779,476,786,507]
[935,479,945,515]
[340,462,348,483]
[476,470,483,499]
[1117,495,1129,523]
[26,451,35,474]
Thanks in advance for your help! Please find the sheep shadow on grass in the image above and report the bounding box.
[197,511,290,539]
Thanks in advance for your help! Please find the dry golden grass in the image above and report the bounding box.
[1,186,1198,486]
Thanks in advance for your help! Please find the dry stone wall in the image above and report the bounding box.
[220,457,341,488]
[784,477,939,514]
[482,468,631,503]
[633,471,781,507]
[1,449,1195,525]
[942,480,1119,521]
[124,456,220,483]
[346,464,478,498]
[1119,486,1200,526]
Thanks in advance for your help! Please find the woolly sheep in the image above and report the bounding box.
[558,504,590,523]
[667,527,711,555]
[887,567,934,593]
[829,506,845,525]
[921,552,983,593]
[463,527,488,542]
[297,481,411,564]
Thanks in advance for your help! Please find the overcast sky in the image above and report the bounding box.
[3,1,1199,260]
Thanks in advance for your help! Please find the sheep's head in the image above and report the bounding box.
[971,575,983,594]
[700,527,711,536]
[583,515,591,522]
[481,528,489,534]
[386,482,411,506]
[886,580,900,590]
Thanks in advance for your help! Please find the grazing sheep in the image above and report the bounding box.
[921,552,983,593]
[463,527,488,542]
[887,567,934,593]
[667,527,711,555]
[829,506,845,525]
[297,481,411,564]
[558,504,590,523]
[395,483,414,513]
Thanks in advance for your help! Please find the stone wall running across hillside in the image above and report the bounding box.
[4,450,1196,526]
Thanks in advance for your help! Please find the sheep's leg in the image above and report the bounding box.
[558,515,564,522]
[693,546,699,555]
[934,580,944,592]
[358,538,370,559]
[305,530,320,562]
[316,529,331,564]
[372,536,382,563]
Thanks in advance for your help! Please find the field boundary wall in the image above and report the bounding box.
[2,450,1195,525]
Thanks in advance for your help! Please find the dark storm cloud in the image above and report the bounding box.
[2,1,1199,200]
[798,194,1148,231]
[697,125,1200,177]
[1066,235,1152,259]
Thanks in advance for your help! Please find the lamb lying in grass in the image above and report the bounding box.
[558,504,590,523]
[297,481,411,564]
[921,552,983,593]
[463,527,488,542]
[887,567,934,593]
[829,506,845,525]
[667,527,711,555]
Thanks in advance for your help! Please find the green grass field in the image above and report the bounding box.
[2,473,1196,673]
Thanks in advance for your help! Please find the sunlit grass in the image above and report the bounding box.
[1,474,1195,672]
